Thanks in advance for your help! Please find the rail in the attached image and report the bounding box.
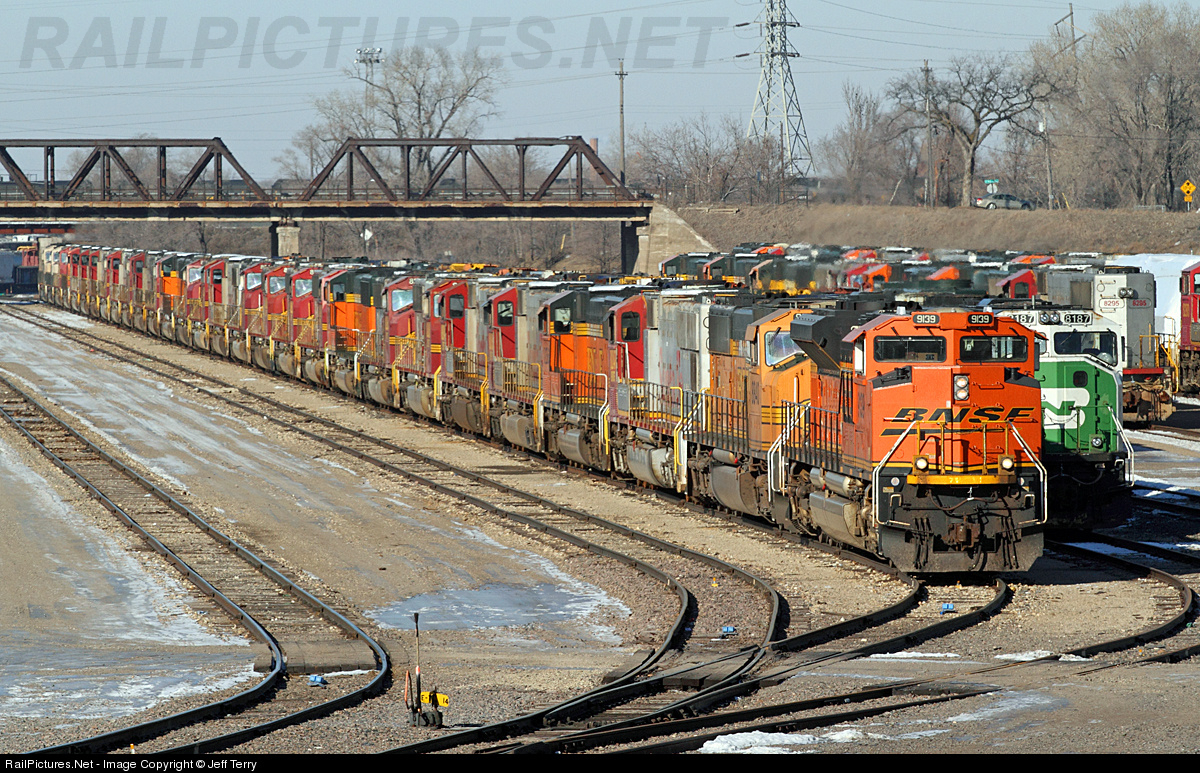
[491,358,541,404]
[393,336,425,375]
[1109,405,1136,485]
[0,372,388,754]
[780,401,842,471]
[447,348,488,391]
[1139,332,1179,390]
[619,380,686,435]
[293,316,319,348]
[356,329,386,367]
[686,391,749,457]
[554,368,608,419]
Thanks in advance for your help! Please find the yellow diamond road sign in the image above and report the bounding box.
[1183,180,1196,196]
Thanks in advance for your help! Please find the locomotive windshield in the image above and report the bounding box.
[765,330,805,367]
[959,336,1028,362]
[874,336,946,362]
[390,289,413,311]
[1054,330,1117,365]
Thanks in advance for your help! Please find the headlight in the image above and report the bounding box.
[1118,287,1133,299]
[1090,435,1104,448]
[953,374,970,401]
[999,456,1015,471]
[914,456,930,471]
[1049,312,1061,324]
[1039,311,1052,324]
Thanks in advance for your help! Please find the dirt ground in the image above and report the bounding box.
[677,203,1200,255]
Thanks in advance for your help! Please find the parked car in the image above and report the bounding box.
[974,193,1033,210]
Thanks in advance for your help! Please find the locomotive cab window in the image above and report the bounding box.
[764,330,805,367]
[447,293,465,319]
[390,289,413,311]
[553,307,571,333]
[874,336,946,362]
[496,300,514,327]
[293,279,313,297]
[245,273,262,291]
[1054,330,1117,365]
[268,276,287,294]
[620,311,640,342]
[959,335,1028,362]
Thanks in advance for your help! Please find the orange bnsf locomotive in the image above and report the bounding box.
[787,302,1044,572]
[37,243,1046,573]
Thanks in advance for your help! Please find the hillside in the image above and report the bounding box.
[676,204,1200,256]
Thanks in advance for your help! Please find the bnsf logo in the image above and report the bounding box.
[889,407,1036,423]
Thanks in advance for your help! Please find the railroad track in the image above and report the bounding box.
[553,541,1200,754]
[15,303,1194,754]
[0,372,389,754]
[1,304,821,750]
[1133,483,1200,518]
[0,302,976,754]
[13,302,1188,755]
[485,579,1006,754]
[1138,425,1200,446]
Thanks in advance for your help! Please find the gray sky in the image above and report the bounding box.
[0,0,1176,179]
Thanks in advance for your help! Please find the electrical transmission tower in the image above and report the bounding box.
[747,0,813,191]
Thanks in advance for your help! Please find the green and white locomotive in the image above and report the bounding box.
[991,305,1135,527]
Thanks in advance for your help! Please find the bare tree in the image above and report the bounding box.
[275,46,507,258]
[1038,2,1200,209]
[979,119,1046,205]
[816,82,921,204]
[629,114,777,205]
[282,47,506,184]
[890,56,1057,206]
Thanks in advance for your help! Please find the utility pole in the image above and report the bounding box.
[617,59,628,186]
[1054,4,1084,60]
[747,0,812,200]
[924,60,934,208]
[1069,3,1078,59]
[1040,113,1054,209]
[616,59,637,275]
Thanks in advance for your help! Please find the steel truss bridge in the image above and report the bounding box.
[0,137,650,270]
